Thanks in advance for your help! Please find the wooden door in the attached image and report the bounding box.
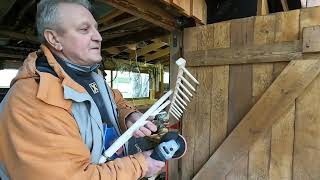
[170,7,320,180]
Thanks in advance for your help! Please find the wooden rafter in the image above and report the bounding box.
[0,30,38,43]
[102,27,169,48]
[97,8,124,25]
[99,16,140,32]
[0,53,25,59]
[102,47,121,54]
[102,0,179,31]
[128,41,167,60]
[144,47,170,62]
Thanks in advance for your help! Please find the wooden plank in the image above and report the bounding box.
[97,8,124,24]
[193,59,320,180]
[228,17,254,134]
[0,30,38,43]
[102,27,169,48]
[197,24,214,51]
[99,16,140,32]
[0,53,25,59]
[103,0,179,31]
[227,17,254,180]
[269,104,294,180]
[183,27,200,53]
[128,42,167,60]
[300,6,320,37]
[184,40,302,66]
[209,65,229,154]
[209,22,230,155]
[275,10,300,43]
[172,0,191,16]
[144,47,170,62]
[257,0,269,16]
[303,26,320,53]
[226,155,248,180]
[253,15,275,45]
[168,31,182,180]
[180,67,198,180]
[281,0,289,11]
[248,15,275,180]
[213,22,231,48]
[193,67,212,173]
[192,0,207,24]
[293,74,320,180]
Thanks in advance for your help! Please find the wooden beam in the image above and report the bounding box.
[97,8,124,24]
[185,40,302,66]
[193,59,320,180]
[102,27,169,48]
[257,0,269,15]
[144,47,170,62]
[281,0,289,11]
[103,0,179,31]
[102,47,121,54]
[99,16,140,32]
[128,41,167,59]
[0,30,38,43]
[168,30,183,180]
[303,26,320,53]
[0,53,25,59]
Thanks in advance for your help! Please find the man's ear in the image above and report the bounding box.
[43,30,63,51]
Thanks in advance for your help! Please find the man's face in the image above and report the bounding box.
[55,3,102,65]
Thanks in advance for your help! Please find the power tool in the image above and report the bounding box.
[150,131,187,161]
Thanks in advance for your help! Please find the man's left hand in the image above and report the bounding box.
[126,112,157,138]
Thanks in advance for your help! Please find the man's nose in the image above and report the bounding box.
[92,28,102,42]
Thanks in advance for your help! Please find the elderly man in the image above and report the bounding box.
[0,0,165,179]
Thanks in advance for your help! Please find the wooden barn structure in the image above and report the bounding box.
[1,0,320,180]
[171,5,320,180]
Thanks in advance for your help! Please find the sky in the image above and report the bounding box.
[0,69,18,88]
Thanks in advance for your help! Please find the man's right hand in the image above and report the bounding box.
[142,150,165,177]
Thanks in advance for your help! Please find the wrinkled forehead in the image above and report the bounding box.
[56,3,97,30]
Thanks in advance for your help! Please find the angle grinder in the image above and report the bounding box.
[150,131,187,161]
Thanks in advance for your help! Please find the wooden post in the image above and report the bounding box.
[168,30,182,180]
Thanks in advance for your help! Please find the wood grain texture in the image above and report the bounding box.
[293,74,320,180]
[226,155,249,180]
[275,10,300,42]
[173,0,191,16]
[184,40,302,66]
[209,22,230,155]
[168,31,183,180]
[183,27,200,53]
[248,15,275,180]
[227,17,255,180]
[302,26,320,53]
[300,6,320,37]
[193,59,320,180]
[180,67,198,180]
[269,104,295,180]
[192,0,207,24]
[197,24,214,51]
[193,67,212,173]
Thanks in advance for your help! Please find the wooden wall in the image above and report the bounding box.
[173,6,320,180]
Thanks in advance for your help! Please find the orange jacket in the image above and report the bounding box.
[0,45,147,180]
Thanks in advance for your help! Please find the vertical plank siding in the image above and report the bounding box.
[179,7,320,180]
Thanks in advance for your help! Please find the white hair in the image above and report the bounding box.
[36,0,91,43]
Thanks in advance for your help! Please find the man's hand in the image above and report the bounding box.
[126,112,157,138]
[142,150,165,177]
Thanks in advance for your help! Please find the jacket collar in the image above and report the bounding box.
[35,45,89,112]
